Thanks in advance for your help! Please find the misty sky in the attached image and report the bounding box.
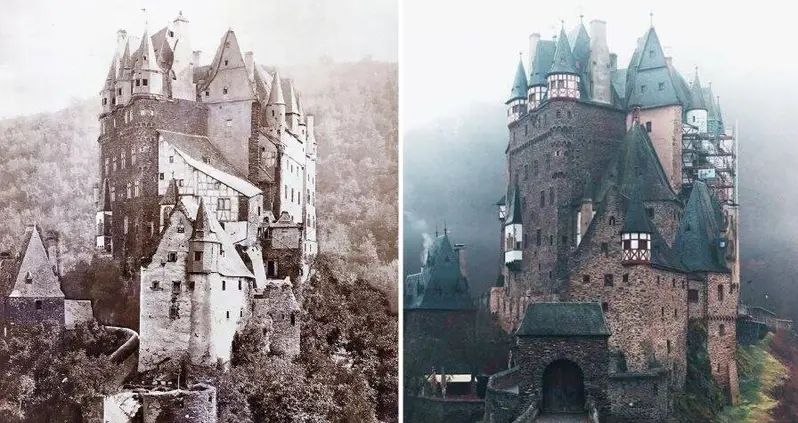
[403,0,794,131]
[0,0,397,119]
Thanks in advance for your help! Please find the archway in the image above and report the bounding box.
[541,359,585,413]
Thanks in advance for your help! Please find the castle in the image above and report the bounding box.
[486,18,740,421]
[94,11,315,372]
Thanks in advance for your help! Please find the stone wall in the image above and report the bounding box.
[516,336,610,417]
[251,279,300,358]
[607,370,670,422]
[206,100,254,176]
[404,309,477,375]
[5,297,64,327]
[189,273,251,367]
[141,384,217,423]
[706,272,737,393]
[483,367,521,423]
[627,105,683,191]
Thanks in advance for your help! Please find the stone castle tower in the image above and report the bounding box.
[487,18,740,421]
[94,12,314,372]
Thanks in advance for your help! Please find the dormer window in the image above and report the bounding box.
[224,59,229,66]
[25,271,33,284]
[658,82,665,91]
[641,84,647,93]
[649,50,654,58]
[223,87,228,95]
[205,90,210,97]
[169,30,175,37]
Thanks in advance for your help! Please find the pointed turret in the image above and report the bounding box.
[285,79,301,132]
[528,39,555,109]
[265,71,287,131]
[686,67,709,132]
[570,21,591,75]
[159,179,180,232]
[101,56,117,112]
[10,225,65,299]
[673,181,729,273]
[504,180,523,269]
[132,27,164,96]
[620,184,652,265]
[506,58,528,124]
[189,198,221,274]
[547,26,581,100]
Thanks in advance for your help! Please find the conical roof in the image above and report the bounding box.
[570,23,591,73]
[103,56,118,90]
[284,79,299,114]
[507,58,528,103]
[193,197,211,234]
[673,181,729,273]
[101,179,112,211]
[621,184,653,233]
[135,28,160,72]
[160,179,180,205]
[687,68,707,111]
[8,226,64,298]
[404,233,474,310]
[529,40,555,86]
[268,71,285,105]
[505,180,523,224]
[548,27,579,76]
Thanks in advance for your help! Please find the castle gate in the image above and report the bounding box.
[541,359,584,413]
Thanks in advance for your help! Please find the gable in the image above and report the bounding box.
[636,29,668,71]
[8,228,64,298]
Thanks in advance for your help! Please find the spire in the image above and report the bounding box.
[135,27,160,72]
[548,27,579,75]
[650,11,654,27]
[268,71,285,105]
[101,179,112,211]
[174,10,189,23]
[193,197,210,234]
[285,79,299,115]
[621,184,653,234]
[104,56,118,89]
[160,179,180,205]
[10,226,63,298]
[687,66,707,111]
[507,57,528,102]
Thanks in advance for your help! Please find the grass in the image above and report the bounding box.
[714,334,788,423]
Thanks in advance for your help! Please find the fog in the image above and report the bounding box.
[403,0,798,322]
[0,0,397,119]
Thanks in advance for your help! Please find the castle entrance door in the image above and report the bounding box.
[541,359,585,413]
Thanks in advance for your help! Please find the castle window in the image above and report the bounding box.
[604,274,614,287]
[111,186,116,202]
[217,198,231,211]
[238,280,242,290]
[112,157,117,171]
[583,275,590,283]
[127,183,132,199]
[622,273,629,283]
[205,90,210,97]
[718,284,724,301]
[188,281,195,291]
[540,190,545,207]
[142,79,148,86]
[131,149,136,165]
[222,280,226,291]
[658,82,665,91]
[169,30,175,37]
[169,155,174,163]
[152,280,160,290]
[177,225,185,233]
[134,181,140,197]
[172,281,181,293]
[35,300,42,310]
[567,110,572,119]
[645,121,652,132]
[224,59,229,66]
[667,340,672,353]
[549,235,553,246]
[719,324,726,336]
[661,307,665,318]
[267,260,278,277]
[178,179,184,187]
[135,79,140,87]
[640,84,647,93]
[223,87,229,95]
[649,50,654,58]
[102,98,107,106]
[602,302,609,312]
[657,276,661,285]
[194,251,203,261]
[105,158,110,175]
[688,289,699,303]
[646,207,654,218]
[121,152,126,169]
[240,308,243,317]
[674,308,678,318]
[556,110,561,118]
[672,278,676,288]
[549,188,554,204]
[159,173,164,180]
[118,88,122,95]
[536,229,541,246]
[167,252,177,262]
[226,311,230,319]
[124,216,129,234]
[601,243,608,253]
[291,312,296,326]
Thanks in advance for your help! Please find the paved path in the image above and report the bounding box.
[534,413,589,423]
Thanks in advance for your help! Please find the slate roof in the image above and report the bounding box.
[687,69,707,111]
[673,181,729,273]
[595,121,679,203]
[507,59,528,103]
[284,79,299,114]
[405,233,474,310]
[269,70,285,105]
[529,40,555,86]
[621,185,653,234]
[548,28,579,75]
[158,130,261,197]
[160,179,180,205]
[516,302,611,336]
[133,28,160,72]
[8,226,64,298]
[624,27,691,110]
[505,181,523,224]
[101,179,112,211]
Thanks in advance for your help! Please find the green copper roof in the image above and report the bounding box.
[673,181,729,273]
[508,58,529,103]
[595,121,679,203]
[570,23,591,75]
[517,302,611,336]
[548,28,579,76]
[621,184,654,234]
[405,233,474,310]
[530,40,556,86]
[703,86,716,119]
[505,181,523,224]
[633,28,668,71]
[624,28,691,110]
[687,69,707,111]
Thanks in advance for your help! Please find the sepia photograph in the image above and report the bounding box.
[0,0,397,422]
[403,0,798,422]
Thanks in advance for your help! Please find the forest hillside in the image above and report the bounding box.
[0,59,398,297]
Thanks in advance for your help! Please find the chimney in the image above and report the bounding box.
[192,50,202,66]
[589,20,607,41]
[609,53,618,72]
[306,115,315,140]
[44,230,62,277]
[454,243,467,280]
[244,51,254,80]
[528,33,541,71]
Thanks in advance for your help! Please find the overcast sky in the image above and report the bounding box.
[402,0,793,131]
[0,0,397,119]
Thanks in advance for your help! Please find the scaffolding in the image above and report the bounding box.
[681,119,738,206]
